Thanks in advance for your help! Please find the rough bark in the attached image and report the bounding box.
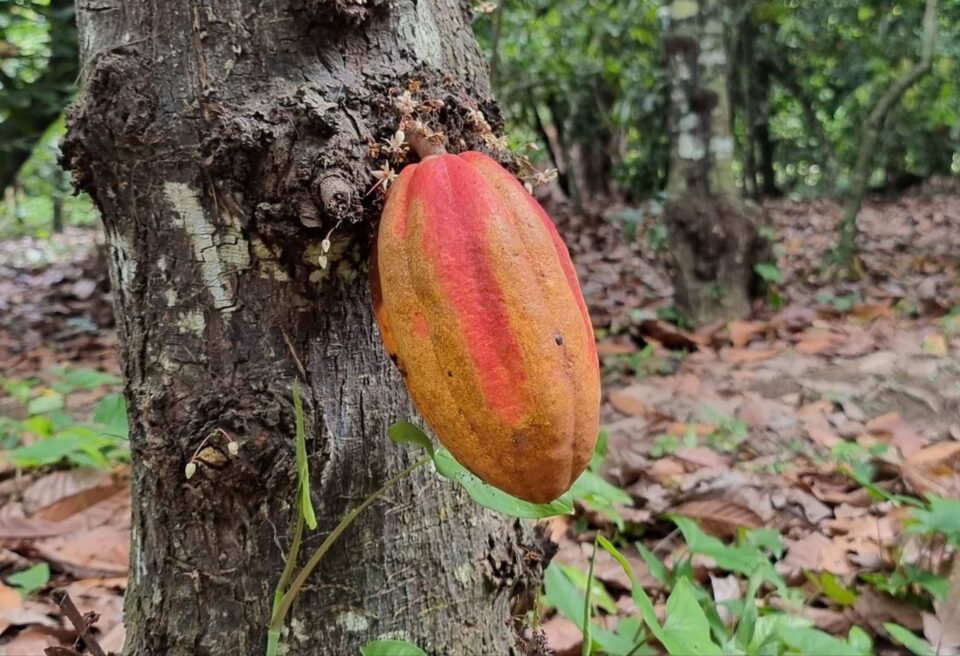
[63,1,544,654]
[664,0,763,326]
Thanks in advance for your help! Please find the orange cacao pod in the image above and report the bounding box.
[370,151,600,503]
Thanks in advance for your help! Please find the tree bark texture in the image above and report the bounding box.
[664,0,763,326]
[63,1,544,654]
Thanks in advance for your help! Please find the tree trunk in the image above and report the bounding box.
[664,0,763,326]
[52,166,65,233]
[62,2,544,654]
[837,0,939,268]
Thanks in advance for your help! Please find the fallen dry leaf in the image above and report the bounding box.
[866,412,928,458]
[795,330,842,355]
[728,320,769,349]
[922,333,949,357]
[903,440,960,498]
[0,583,20,610]
[670,499,763,538]
[0,626,61,654]
[608,382,673,417]
[850,304,894,322]
[596,341,637,356]
[722,348,779,366]
[854,587,923,634]
[542,616,581,656]
[21,469,115,516]
[665,422,714,437]
[33,524,129,579]
[0,486,128,541]
[782,532,832,573]
[923,556,960,654]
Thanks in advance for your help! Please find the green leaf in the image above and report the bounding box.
[753,263,783,285]
[387,421,434,458]
[21,415,53,438]
[670,516,786,594]
[359,640,427,656]
[742,528,784,558]
[545,561,588,629]
[778,627,867,656]
[809,571,858,606]
[3,378,38,404]
[747,615,812,653]
[570,469,632,529]
[93,393,128,438]
[904,565,949,600]
[293,380,317,530]
[558,564,617,615]
[883,623,936,656]
[588,429,609,472]
[59,368,121,391]
[9,436,95,468]
[661,578,723,655]
[6,563,50,598]
[733,567,766,650]
[906,495,960,547]
[433,447,573,518]
[597,537,673,651]
[847,626,872,653]
[634,542,669,585]
[27,392,64,415]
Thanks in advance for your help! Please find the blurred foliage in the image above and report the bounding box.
[0,0,89,237]
[474,0,670,200]
[0,366,129,469]
[0,118,97,237]
[1,1,959,236]
[474,0,960,201]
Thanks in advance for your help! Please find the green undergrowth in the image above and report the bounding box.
[0,366,128,469]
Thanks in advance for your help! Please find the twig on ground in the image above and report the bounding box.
[52,588,109,656]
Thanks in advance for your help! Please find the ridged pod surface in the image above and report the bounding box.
[371,151,600,503]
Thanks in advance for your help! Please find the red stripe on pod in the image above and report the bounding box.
[414,155,529,425]
[459,151,597,366]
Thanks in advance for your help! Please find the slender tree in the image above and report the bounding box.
[836,0,939,270]
[63,1,542,654]
[663,0,765,326]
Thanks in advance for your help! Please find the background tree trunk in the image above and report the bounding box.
[664,0,763,326]
[836,0,939,269]
[63,1,544,654]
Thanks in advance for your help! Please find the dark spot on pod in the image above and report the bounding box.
[555,335,564,346]
[447,371,454,377]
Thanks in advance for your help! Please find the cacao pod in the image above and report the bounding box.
[371,151,600,503]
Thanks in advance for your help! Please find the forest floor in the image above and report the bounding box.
[0,192,959,654]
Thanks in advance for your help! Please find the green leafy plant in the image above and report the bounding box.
[753,262,784,309]
[1,368,128,469]
[267,383,576,656]
[905,495,960,547]
[6,563,50,599]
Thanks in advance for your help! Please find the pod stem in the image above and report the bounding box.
[403,117,447,158]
